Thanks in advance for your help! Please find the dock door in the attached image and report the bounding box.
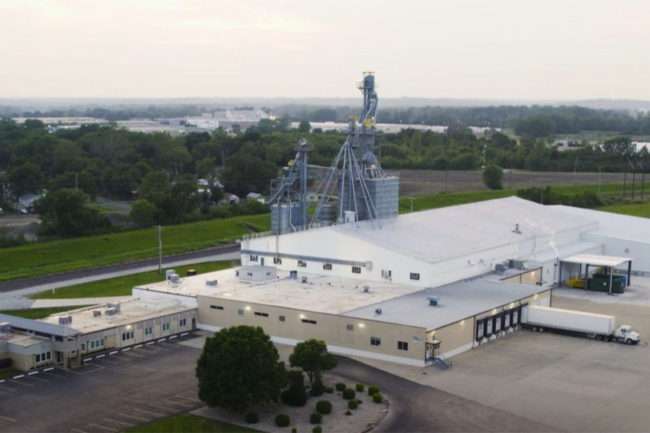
[475,305,524,342]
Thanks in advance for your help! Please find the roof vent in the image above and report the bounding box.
[58,315,73,325]
[206,279,218,287]
[93,310,102,317]
[427,296,439,307]
[512,223,522,234]
[363,286,370,293]
[374,308,382,315]
[301,276,308,284]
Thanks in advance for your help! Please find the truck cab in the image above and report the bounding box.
[613,325,640,345]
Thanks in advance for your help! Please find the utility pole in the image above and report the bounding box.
[157,225,162,274]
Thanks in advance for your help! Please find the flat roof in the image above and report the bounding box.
[343,273,547,330]
[137,268,422,315]
[562,253,631,268]
[38,298,193,335]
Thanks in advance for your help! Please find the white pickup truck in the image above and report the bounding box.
[523,305,640,345]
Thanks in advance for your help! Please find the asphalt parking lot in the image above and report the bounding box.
[0,335,203,433]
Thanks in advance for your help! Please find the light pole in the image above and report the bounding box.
[157,225,162,274]
[407,197,414,213]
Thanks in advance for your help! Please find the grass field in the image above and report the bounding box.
[124,414,259,433]
[398,183,629,213]
[0,368,22,380]
[30,260,237,299]
[0,306,91,319]
[598,201,650,218]
[0,214,269,282]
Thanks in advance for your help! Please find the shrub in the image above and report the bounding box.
[368,385,380,396]
[275,414,291,427]
[311,378,325,396]
[291,428,297,433]
[245,413,258,424]
[316,400,332,415]
[345,410,352,416]
[342,388,356,400]
[335,382,346,391]
[324,386,334,393]
[357,399,363,405]
[281,370,308,407]
[348,400,358,409]
[355,383,364,392]
[372,393,383,403]
[310,413,323,424]
[312,427,322,433]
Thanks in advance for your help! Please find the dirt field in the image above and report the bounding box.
[392,170,626,196]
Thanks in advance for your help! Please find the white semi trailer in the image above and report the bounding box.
[523,305,640,345]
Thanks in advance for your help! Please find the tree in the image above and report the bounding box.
[35,188,110,237]
[298,120,311,133]
[196,326,287,411]
[289,339,337,387]
[129,199,156,228]
[483,164,503,190]
[280,370,308,407]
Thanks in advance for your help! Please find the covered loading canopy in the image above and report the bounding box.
[560,253,632,295]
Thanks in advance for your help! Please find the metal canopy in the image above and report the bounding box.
[562,254,631,268]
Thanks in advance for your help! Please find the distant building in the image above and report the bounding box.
[222,193,239,204]
[246,192,265,204]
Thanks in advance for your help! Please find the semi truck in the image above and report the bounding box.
[523,305,640,345]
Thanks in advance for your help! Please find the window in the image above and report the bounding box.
[346,324,354,331]
[397,341,409,351]
[179,318,187,327]
[90,340,95,349]
[122,330,134,341]
[409,272,420,281]
[162,322,170,331]
[35,354,41,363]
[298,260,307,267]
[370,337,381,346]
[301,319,317,325]
[145,326,153,336]
[100,338,104,347]
[254,312,269,317]
[279,315,286,322]
[273,257,282,264]
[238,309,244,316]
[81,343,86,351]
[210,305,224,310]
[352,266,361,274]
[249,255,258,262]
[46,352,51,360]
[323,263,332,270]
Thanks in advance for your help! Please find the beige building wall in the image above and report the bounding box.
[501,268,543,285]
[433,318,476,357]
[197,295,426,365]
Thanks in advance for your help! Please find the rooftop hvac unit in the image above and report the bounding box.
[170,273,181,285]
[93,310,102,317]
[107,302,121,312]
[494,264,507,274]
[289,270,298,279]
[206,279,218,287]
[165,269,176,280]
[105,308,119,316]
[58,315,73,325]
[0,322,10,334]
[363,286,370,293]
[301,276,308,284]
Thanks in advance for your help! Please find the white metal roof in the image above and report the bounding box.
[561,253,631,268]
[333,197,598,264]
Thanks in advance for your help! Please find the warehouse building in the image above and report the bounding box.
[133,196,650,366]
[0,298,197,371]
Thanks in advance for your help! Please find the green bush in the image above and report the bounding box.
[275,414,291,427]
[372,393,383,403]
[335,382,346,391]
[281,370,308,407]
[348,400,358,409]
[324,386,334,393]
[310,413,323,424]
[342,388,356,400]
[368,385,380,396]
[244,413,258,424]
[355,383,364,392]
[291,428,297,433]
[316,400,332,415]
[312,426,322,433]
[311,378,325,396]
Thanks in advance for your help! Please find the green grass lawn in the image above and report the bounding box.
[398,183,628,214]
[0,306,91,319]
[124,414,259,433]
[0,368,22,380]
[30,260,237,299]
[0,214,269,282]
[598,201,650,218]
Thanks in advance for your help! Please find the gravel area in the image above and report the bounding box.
[193,373,389,433]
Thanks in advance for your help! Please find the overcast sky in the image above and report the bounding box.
[1,0,649,100]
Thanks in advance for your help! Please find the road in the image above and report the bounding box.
[0,336,554,433]
[0,243,239,294]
